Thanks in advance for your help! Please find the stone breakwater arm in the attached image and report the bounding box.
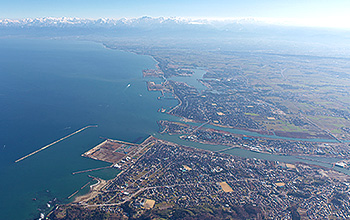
[15,125,98,163]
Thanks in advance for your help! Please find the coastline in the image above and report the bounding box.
[0,38,174,220]
[73,176,107,204]
[42,39,348,207]
[103,42,343,144]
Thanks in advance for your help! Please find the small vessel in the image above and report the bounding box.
[126,83,131,88]
[39,213,45,219]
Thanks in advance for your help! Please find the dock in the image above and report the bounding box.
[15,125,98,163]
[72,166,111,175]
[103,138,139,146]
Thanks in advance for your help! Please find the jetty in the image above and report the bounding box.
[72,166,112,175]
[15,125,98,163]
[67,190,79,199]
[67,181,91,199]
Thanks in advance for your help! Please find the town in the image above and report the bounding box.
[158,120,350,159]
[108,39,350,143]
[49,137,350,219]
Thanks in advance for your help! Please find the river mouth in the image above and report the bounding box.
[151,69,349,175]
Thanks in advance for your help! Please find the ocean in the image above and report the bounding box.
[0,38,177,219]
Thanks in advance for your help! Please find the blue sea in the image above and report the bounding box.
[0,38,177,219]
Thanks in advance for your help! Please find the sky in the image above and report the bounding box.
[1,0,350,29]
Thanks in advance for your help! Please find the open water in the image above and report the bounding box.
[0,38,177,219]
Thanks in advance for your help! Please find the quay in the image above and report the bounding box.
[100,137,139,146]
[15,125,98,163]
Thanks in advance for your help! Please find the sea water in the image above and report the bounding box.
[0,38,177,220]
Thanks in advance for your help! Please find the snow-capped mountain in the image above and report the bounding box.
[1,16,348,53]
[0,16,271,29]
[0,16,195,28]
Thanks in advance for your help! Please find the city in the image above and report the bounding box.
[49,137,350,219]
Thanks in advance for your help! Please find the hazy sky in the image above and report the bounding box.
[1,0,350,28]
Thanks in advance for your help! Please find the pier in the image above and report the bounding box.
[72,166,112,175]
[15,125,98,163]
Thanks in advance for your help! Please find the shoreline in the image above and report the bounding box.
[43,39,348,208]
[73,176,107,204]
[103,41,346,144]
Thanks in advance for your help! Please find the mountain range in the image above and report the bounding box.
[0,16,268,28]
[1,16,350,58]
